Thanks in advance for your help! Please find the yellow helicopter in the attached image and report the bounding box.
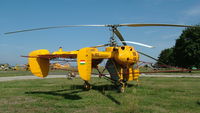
[5,23,193,92]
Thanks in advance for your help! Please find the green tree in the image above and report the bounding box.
[157,47,175,66]
[174,25,200,68]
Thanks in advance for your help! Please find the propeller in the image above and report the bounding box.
[137,51,159,62]
[4,23,193,35]
[112,27,127,45]
[5,23,194,47]
[90,43,109,48]
[122,41,154,48]
[118,23,193,27]
[4,25,106,34]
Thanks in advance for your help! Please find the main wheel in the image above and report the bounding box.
[83,81,92,90]
[119,82,126,93]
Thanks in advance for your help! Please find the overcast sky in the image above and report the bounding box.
[1,0,200,65]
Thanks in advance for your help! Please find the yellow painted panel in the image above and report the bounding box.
[29,49,50,78]
[124,67,140,81]
[77,48,92,81]
[92,51,112,59]
[128,67,134,81]
[133,69,140,80]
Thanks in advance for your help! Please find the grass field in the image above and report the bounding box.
[0,77,199,113]
[0,71,32,77]
[1,69,200,78]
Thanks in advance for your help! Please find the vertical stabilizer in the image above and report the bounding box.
[77,48,92,81]
[29,49,50,78]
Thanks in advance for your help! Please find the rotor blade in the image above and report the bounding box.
[137,51,158,62]
[90,43,109,48]
[119,23,193,27]
[122,41,155,48]
[5,23,194,35]
[112,27,127,45]
[4,25,106,34]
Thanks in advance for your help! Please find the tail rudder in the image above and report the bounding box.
[28,49,50,78]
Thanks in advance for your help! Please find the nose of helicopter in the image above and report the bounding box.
[114,46,139,65]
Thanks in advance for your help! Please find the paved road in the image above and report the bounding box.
[0,75,67,82]
[0,74,199,82]
[140,74,200,78]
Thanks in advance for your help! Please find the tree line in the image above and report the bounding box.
[157,25,200,69]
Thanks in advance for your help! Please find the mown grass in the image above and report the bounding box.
[0,77,199,113]
[0,71,32,77]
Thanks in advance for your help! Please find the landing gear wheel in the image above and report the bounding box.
[83,81,92,91]
[120,86,125,93]
[119,82,126,93]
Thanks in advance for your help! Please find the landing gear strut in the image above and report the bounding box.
[83,81,92,90]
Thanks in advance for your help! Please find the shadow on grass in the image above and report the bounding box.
[70,84,122,105]
[25,89,83,100]
[25,83,135,105]
[197,100,200,105]
[70,83,136,105]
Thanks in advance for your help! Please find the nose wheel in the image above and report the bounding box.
[83,81,92,90]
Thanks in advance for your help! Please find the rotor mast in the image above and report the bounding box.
[108,25,127,47]
[109,26,118,47]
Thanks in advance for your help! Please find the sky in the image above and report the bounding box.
[0,0,200,65]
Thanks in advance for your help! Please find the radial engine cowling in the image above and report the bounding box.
[114,46,139,66]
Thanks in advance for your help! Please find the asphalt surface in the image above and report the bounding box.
[141,74,200,78]
[0,75,67,82]
[0,74,200,82]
